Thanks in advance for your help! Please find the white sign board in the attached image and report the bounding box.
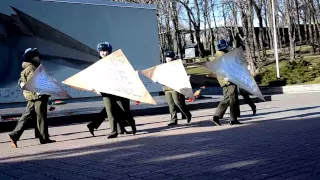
[23,64,71,98]
[205,48,265,101]
[141,60,194,98]
[62,50,156,105]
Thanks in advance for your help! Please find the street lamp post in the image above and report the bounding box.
[272,0,280,78]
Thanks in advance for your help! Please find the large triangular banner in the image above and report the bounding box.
[62,49,156,105]
[141,60,194,98]
[22,64,71,98]
[205,48,265,101]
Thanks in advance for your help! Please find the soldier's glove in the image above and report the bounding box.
[20,82,25,88]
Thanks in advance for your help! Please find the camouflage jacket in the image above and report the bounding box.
[20,62,42,101]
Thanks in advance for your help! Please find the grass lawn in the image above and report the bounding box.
[266,45,314,55]
[304,77,320,84]
[185,66,212,75]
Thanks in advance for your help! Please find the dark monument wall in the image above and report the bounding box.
[0,0,161,103]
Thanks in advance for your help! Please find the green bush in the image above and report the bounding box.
[259,68,279,86]
[259,60,320,86]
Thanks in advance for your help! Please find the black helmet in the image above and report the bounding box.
[97,42,112,52]
[165,51,175,58]
[23,48,39,62]
[217,39,228,51]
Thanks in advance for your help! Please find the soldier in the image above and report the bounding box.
[163,51,192,126]
[239,88,257,116]
[86,42,136,138]
[210,40,242,126]
[233,33,257,116]
[8,48,56,148]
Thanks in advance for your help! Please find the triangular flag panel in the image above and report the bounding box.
[141,60,193,98]
[62,50,156,105]
[205,48,265,101]
[23,64,71,98]
[62,61,100,92]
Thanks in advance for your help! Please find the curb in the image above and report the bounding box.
[260,84,320,94]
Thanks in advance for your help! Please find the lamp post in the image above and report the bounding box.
[272,0,280,78]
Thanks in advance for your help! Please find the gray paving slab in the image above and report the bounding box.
[0,93,319,179]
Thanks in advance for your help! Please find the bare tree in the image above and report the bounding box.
[294,0,303,44]
[170,1,184,58]
[310,0,320,50]
[202,0,209,51]
[302,3,309,44]
[304,0,316,53]
[115,0,320,65]
[285,0,296,61]
[204,0,216,55]
[237,0,256,74]
[179,0,205,57]
[253,0,266,59]
[266,0,275,49]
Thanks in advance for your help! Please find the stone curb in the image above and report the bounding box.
[260,84,320,94]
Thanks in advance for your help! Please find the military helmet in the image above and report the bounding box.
[217,39,228,51]
[97,42,112,52]
[23,48,39,62]
[165,51,175,58]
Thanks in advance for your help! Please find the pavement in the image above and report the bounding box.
[0,92,320,179]
[0,95,269,132]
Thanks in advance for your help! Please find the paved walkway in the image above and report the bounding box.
[0,93,320,180]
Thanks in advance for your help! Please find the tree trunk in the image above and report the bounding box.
[206,0,216,55]
[203,8,208,51]
[232,3,241,48]
[194,0,205,57]
[294,0,302,44]
[164,1,173,50]
[211,0,218,40]
[302,2,309,43]
[253,0,266,58]
[168,2,178,54]
[281,26,286,50]
[252,22,261,62]
[307,4,316,53]
[170,1,183,58]
[194,26,204,57]
[277,28,282,51]
[248,0,257,67]
[310,0,320,45]
[157,12,165,63]
[187,12,194,43]
[267,0,274,49]
[239,0,256,74]
[276,3,282,51]
[286,0,296,61]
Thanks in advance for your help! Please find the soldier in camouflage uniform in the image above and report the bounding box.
[8,48,56,148]
[210,40,242,126]
[163,51,192,126]
[86,42,136,138]
[233,33,257,116]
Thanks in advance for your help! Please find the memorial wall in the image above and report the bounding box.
[0,0,161,103]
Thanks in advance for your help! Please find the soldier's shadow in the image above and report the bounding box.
[239,105,320,119]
